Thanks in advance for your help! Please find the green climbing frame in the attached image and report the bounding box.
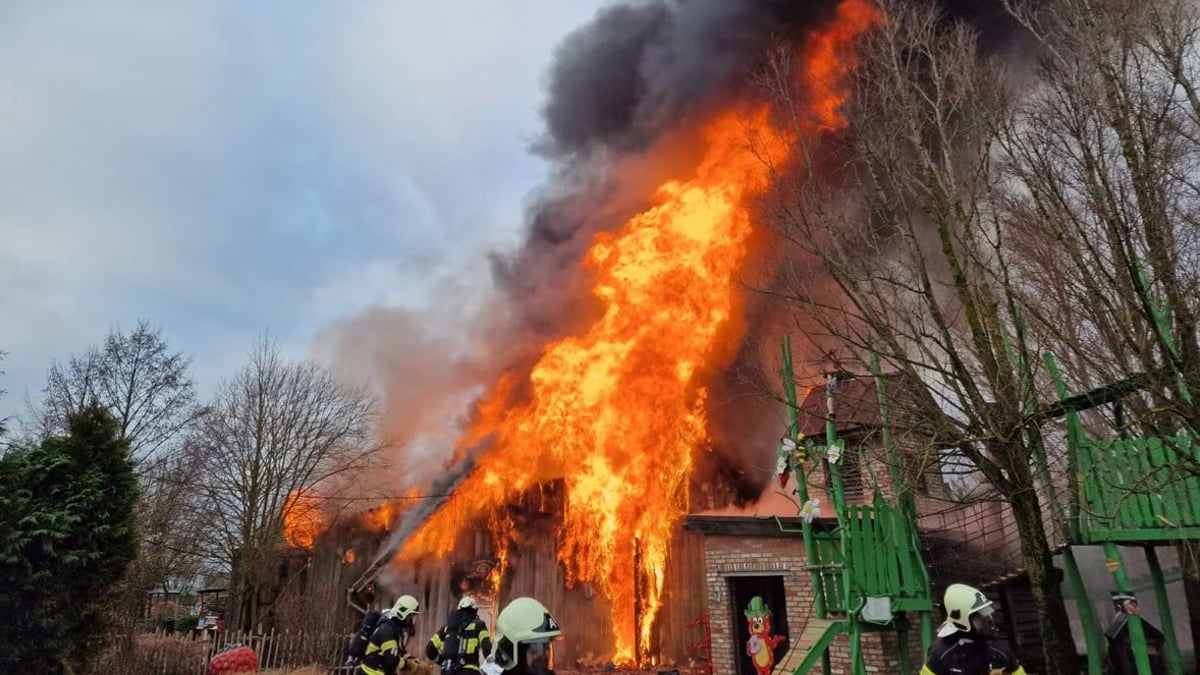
[774,338,933,675]
[1045,352,1193,675]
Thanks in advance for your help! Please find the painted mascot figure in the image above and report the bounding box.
[744,596,787,675]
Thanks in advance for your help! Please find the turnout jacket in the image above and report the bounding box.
[359,615,416,675]
[921,633,1027,675]
[426,608,493,673]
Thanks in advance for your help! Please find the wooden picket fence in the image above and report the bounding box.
[94,627,349,675]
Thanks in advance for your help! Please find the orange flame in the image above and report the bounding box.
[397,0,877,663]
[344,549,357,564]
[283,488,325,549]
[361,487,423,532]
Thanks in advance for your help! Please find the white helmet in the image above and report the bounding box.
[491,597,561,671]
[458,596,478,610]
[938,583,995,637]
[391,594,421,620]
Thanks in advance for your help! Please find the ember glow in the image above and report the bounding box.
[282,488,325,549]
[395,0,878,664]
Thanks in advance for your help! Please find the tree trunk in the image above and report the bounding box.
[230,553,258,632]
[1009,484,1082,674]
[230,573,248,632]
[1178,541,1200,673]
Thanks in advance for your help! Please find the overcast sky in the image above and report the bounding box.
[0,1,608,420]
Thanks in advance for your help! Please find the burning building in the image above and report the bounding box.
[289,0,1045,670]
[325,0,884,667]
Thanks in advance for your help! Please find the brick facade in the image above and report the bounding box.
[694,523,921,675]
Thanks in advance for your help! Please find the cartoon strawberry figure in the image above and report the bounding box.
[745,596,786,675]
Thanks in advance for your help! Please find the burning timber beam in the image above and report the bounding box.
[347,436,493,612]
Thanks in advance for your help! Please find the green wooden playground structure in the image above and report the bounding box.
[774,330,1197,675]
[772,338,934,675]
[1044,353,1194,675]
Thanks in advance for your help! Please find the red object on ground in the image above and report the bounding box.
[207,645,258,674]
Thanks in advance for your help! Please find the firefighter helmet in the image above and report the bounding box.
[459,596,478,610]
[392,594,421,620]
[939,583,995,636]
[491,597,561,671]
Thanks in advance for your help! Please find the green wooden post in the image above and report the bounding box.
[782,337,827,622]
[869,351,933,659]
[781,338,838,675]
[1006,315,1066,527]
[825,385,849,522]
[897,615,913,675]
[1144,546,1184,675]
[919,611,932,660]
[1044,352,1105,675]
[1043,353,1085,540]
[1103,543,1153,675]
[1062,550,1103,675]
[824,374,860,674]
[846,617,863,675]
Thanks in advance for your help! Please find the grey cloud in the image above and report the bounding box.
[0,0,608,421]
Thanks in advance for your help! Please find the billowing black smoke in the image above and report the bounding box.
[488,0,846,387]
[537,1,847,158]
[488,0,1035,499]
[327,0,1039,503]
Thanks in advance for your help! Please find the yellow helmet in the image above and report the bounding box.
[391,594,421,620]
[940,583,995,636]
[491,597,561,671]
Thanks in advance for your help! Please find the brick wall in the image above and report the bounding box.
[701,532,919,675]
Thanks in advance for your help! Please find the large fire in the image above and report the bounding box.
[392,0,878,665]
[283,488,325,549]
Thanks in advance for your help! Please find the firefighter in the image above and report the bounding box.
[346,607,384,668]
[360,595,422,675]
[1105,591,1166,675]
[921,583,1026,675]
[427,596,493,675]
[489,597,561,675]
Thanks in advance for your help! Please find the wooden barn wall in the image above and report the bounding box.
[296,473,739,666]
[498,512,614,666]
[370,515,709,666]
[654,529,709,666]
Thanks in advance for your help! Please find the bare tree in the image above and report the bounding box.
[999,0,1200,662]
[34,320,199,470]
[759,1,1080,671]
[190,336,378,631]
[1001,0,1200,430]
[24,322,203,634]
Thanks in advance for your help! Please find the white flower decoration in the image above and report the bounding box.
[779,437,798,455]
[826,442,843,465]
[776,453,789,476]
[800,497,821,523]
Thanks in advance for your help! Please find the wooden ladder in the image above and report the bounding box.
[773,618,845,675]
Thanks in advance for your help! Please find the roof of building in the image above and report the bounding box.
[684,514,837,537]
